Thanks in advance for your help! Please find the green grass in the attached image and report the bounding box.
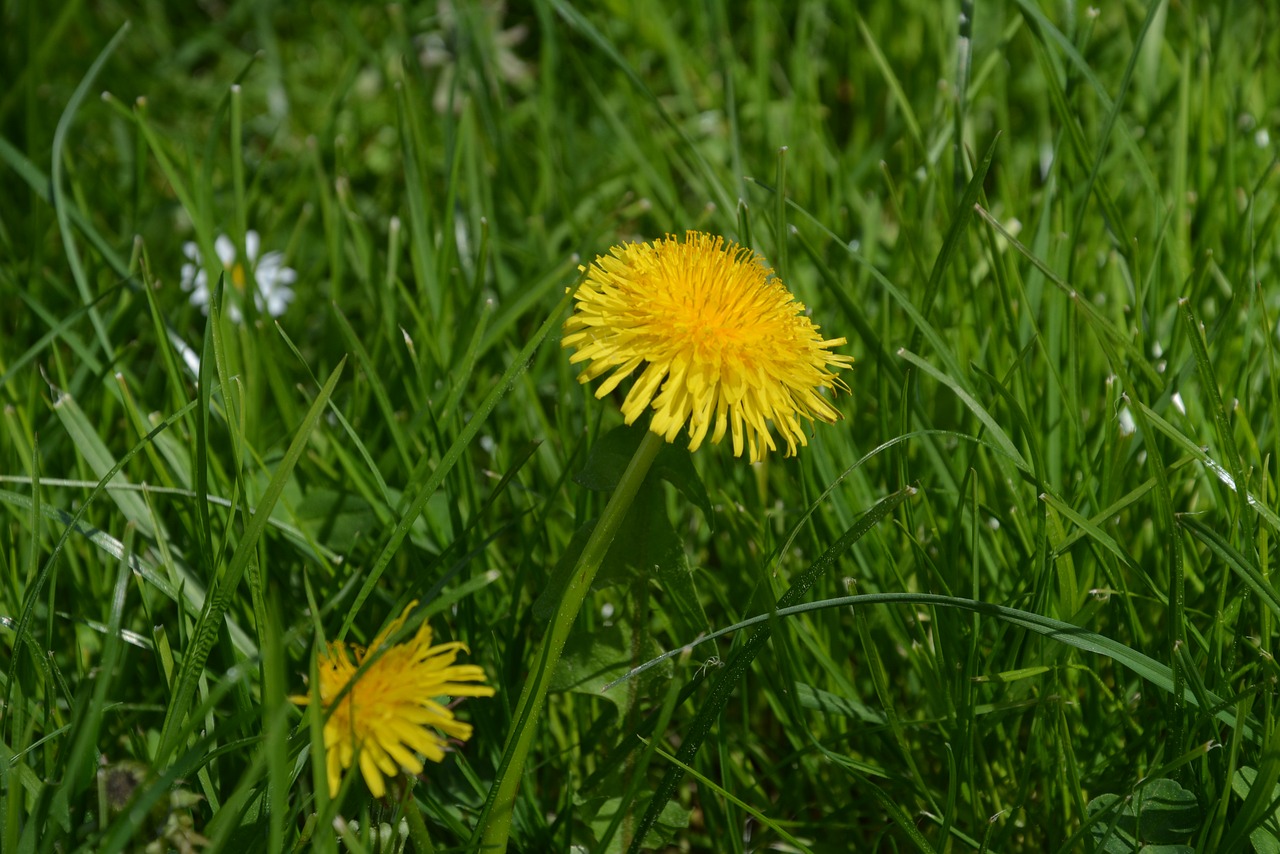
[3,0,1280,851]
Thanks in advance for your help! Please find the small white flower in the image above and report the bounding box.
[1118,406,1137,437]
[180,230,296,323]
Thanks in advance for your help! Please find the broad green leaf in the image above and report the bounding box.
[581,793,691,854]
[574,423,713,525]
[553,621,671,718]
[1086,778,1200,852]
[594,476,709,637]
[794,682,885,725]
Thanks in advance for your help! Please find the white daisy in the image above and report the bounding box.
[180,230,296,322]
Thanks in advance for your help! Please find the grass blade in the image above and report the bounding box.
[629,486,914,853]
[156,358,346,764]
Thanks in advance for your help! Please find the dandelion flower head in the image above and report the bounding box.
[562,231,854,462]
[292,603,494,798]
[180,230,296,323]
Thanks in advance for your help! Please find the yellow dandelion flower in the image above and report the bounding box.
[292,603,495,798]
[562,231,854,462]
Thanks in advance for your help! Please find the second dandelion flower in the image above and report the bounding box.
[292,603,495,799]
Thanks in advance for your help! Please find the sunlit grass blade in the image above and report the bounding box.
[50,21,130,360]
[629,486,914,853]
[897,349,1029,473]
[1,398,201,743]
[1181,297,1256,547]
[337,284,576,640]
[331,303,413,470]
[157,358,346,765]
[43,524,135,834]
[642,736,815,853]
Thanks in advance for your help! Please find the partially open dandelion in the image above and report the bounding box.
[562,231,854,462]
[180,231,296,322]
[292,603,494,798]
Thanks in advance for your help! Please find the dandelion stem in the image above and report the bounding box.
[476,428,666,852]
[399,779,437,854]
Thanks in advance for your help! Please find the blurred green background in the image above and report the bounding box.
[3,1,1280,851]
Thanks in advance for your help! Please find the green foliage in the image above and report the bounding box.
[1232,767,1280,854]
[2,0,1280,851]
[1086,778,1201,853]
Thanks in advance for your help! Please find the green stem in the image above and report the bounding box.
[476,429,665,852]
[399,779,437,854]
